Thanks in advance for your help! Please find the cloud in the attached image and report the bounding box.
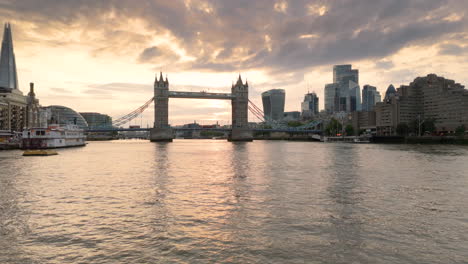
[2,0,468,124]
[87,83,152,94]
[438,43,468,55]
[138,45,181,64]
[375,60,395,70]
[2,0,467,73]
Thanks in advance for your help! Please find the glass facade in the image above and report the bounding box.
[43,105,88,129]
[325,65,361,113]
[362,85,381,111]
[262,89,285,121]
[80,112,112,129]
[301,92,319,118]
[325,83,338,113]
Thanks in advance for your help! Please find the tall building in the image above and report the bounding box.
[384,84,397,101]
[324,83,338,113]
[375,74,468,135]
[333,64,359,85]
[362,85,381,111]
[262,89,285,121]
[324,65,361,113]
[301,92,319,118]
[0,22,27,132]
[0,23,18,91]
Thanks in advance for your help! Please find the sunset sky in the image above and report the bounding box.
[1,0,468,126]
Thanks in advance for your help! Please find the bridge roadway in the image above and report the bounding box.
[86,128,322,133]
[168,91,234,100]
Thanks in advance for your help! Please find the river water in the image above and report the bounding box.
[1,140,468,263]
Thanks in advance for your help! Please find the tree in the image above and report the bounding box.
[456,124,466,136]
[287,121,303,127]
[325,118,342,136]
[423,118,436,134]
[345,124,354,136]
[396,123,409,136]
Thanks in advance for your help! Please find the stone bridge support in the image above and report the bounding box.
[229,76,253,141]
[150,72,173,142]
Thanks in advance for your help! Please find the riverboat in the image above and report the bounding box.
[22,124,86,149]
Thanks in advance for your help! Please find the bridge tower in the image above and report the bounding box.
[150,72,174,142]
[229,75,253,141]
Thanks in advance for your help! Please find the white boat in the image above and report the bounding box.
[353,137,371,143]
[22,124,86,149]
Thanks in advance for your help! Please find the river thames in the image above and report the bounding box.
[1,140,468,263]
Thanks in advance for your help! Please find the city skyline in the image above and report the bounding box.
[1,1,468,125]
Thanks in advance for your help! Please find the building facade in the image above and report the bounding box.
[362,85,381,111]
[351,111,377,135]
[324,83,338,113]
[44,105,89,129]
[324,65,361,113]
[283,111,301,121]
[80,112,112,129]
[301,92,319,118]
[0,22,27,132]
[26,83,41,128]
[375,74,468,135]
[262,89,285,121]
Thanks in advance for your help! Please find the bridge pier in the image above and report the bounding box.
[150,72,174,142]
[229,128,253,142]
[229,76,253,142]
[149,127,173,142]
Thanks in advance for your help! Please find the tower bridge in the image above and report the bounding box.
[150,72,252,142]
[90,73,323,141]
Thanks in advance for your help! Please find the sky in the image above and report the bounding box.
[1,0,468,126]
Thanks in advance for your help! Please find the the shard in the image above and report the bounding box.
[0,22,19,91]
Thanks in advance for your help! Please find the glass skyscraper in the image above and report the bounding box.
[301,92,319,118]
[325,65,362,113]
[262,89,285,121]
[362,85,381,111]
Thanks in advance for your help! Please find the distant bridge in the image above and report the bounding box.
[85,127,322,134]
[168,91,234,100]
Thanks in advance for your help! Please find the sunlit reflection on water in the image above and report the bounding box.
[1,140,468,263]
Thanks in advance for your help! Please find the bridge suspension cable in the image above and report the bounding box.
[112,97,154,127]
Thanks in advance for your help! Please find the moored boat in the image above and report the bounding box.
[22,124,86,149]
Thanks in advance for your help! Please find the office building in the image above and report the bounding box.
[375,74,468,135]
[362,85,381,111]
[324,83,338,113]
[351,111,377,135]
[324,65,361,113]
[283,111,301,121]
[43,105,89,129]
[80,112,113,129]
[262,89,285,121]
[301,92,319,118]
